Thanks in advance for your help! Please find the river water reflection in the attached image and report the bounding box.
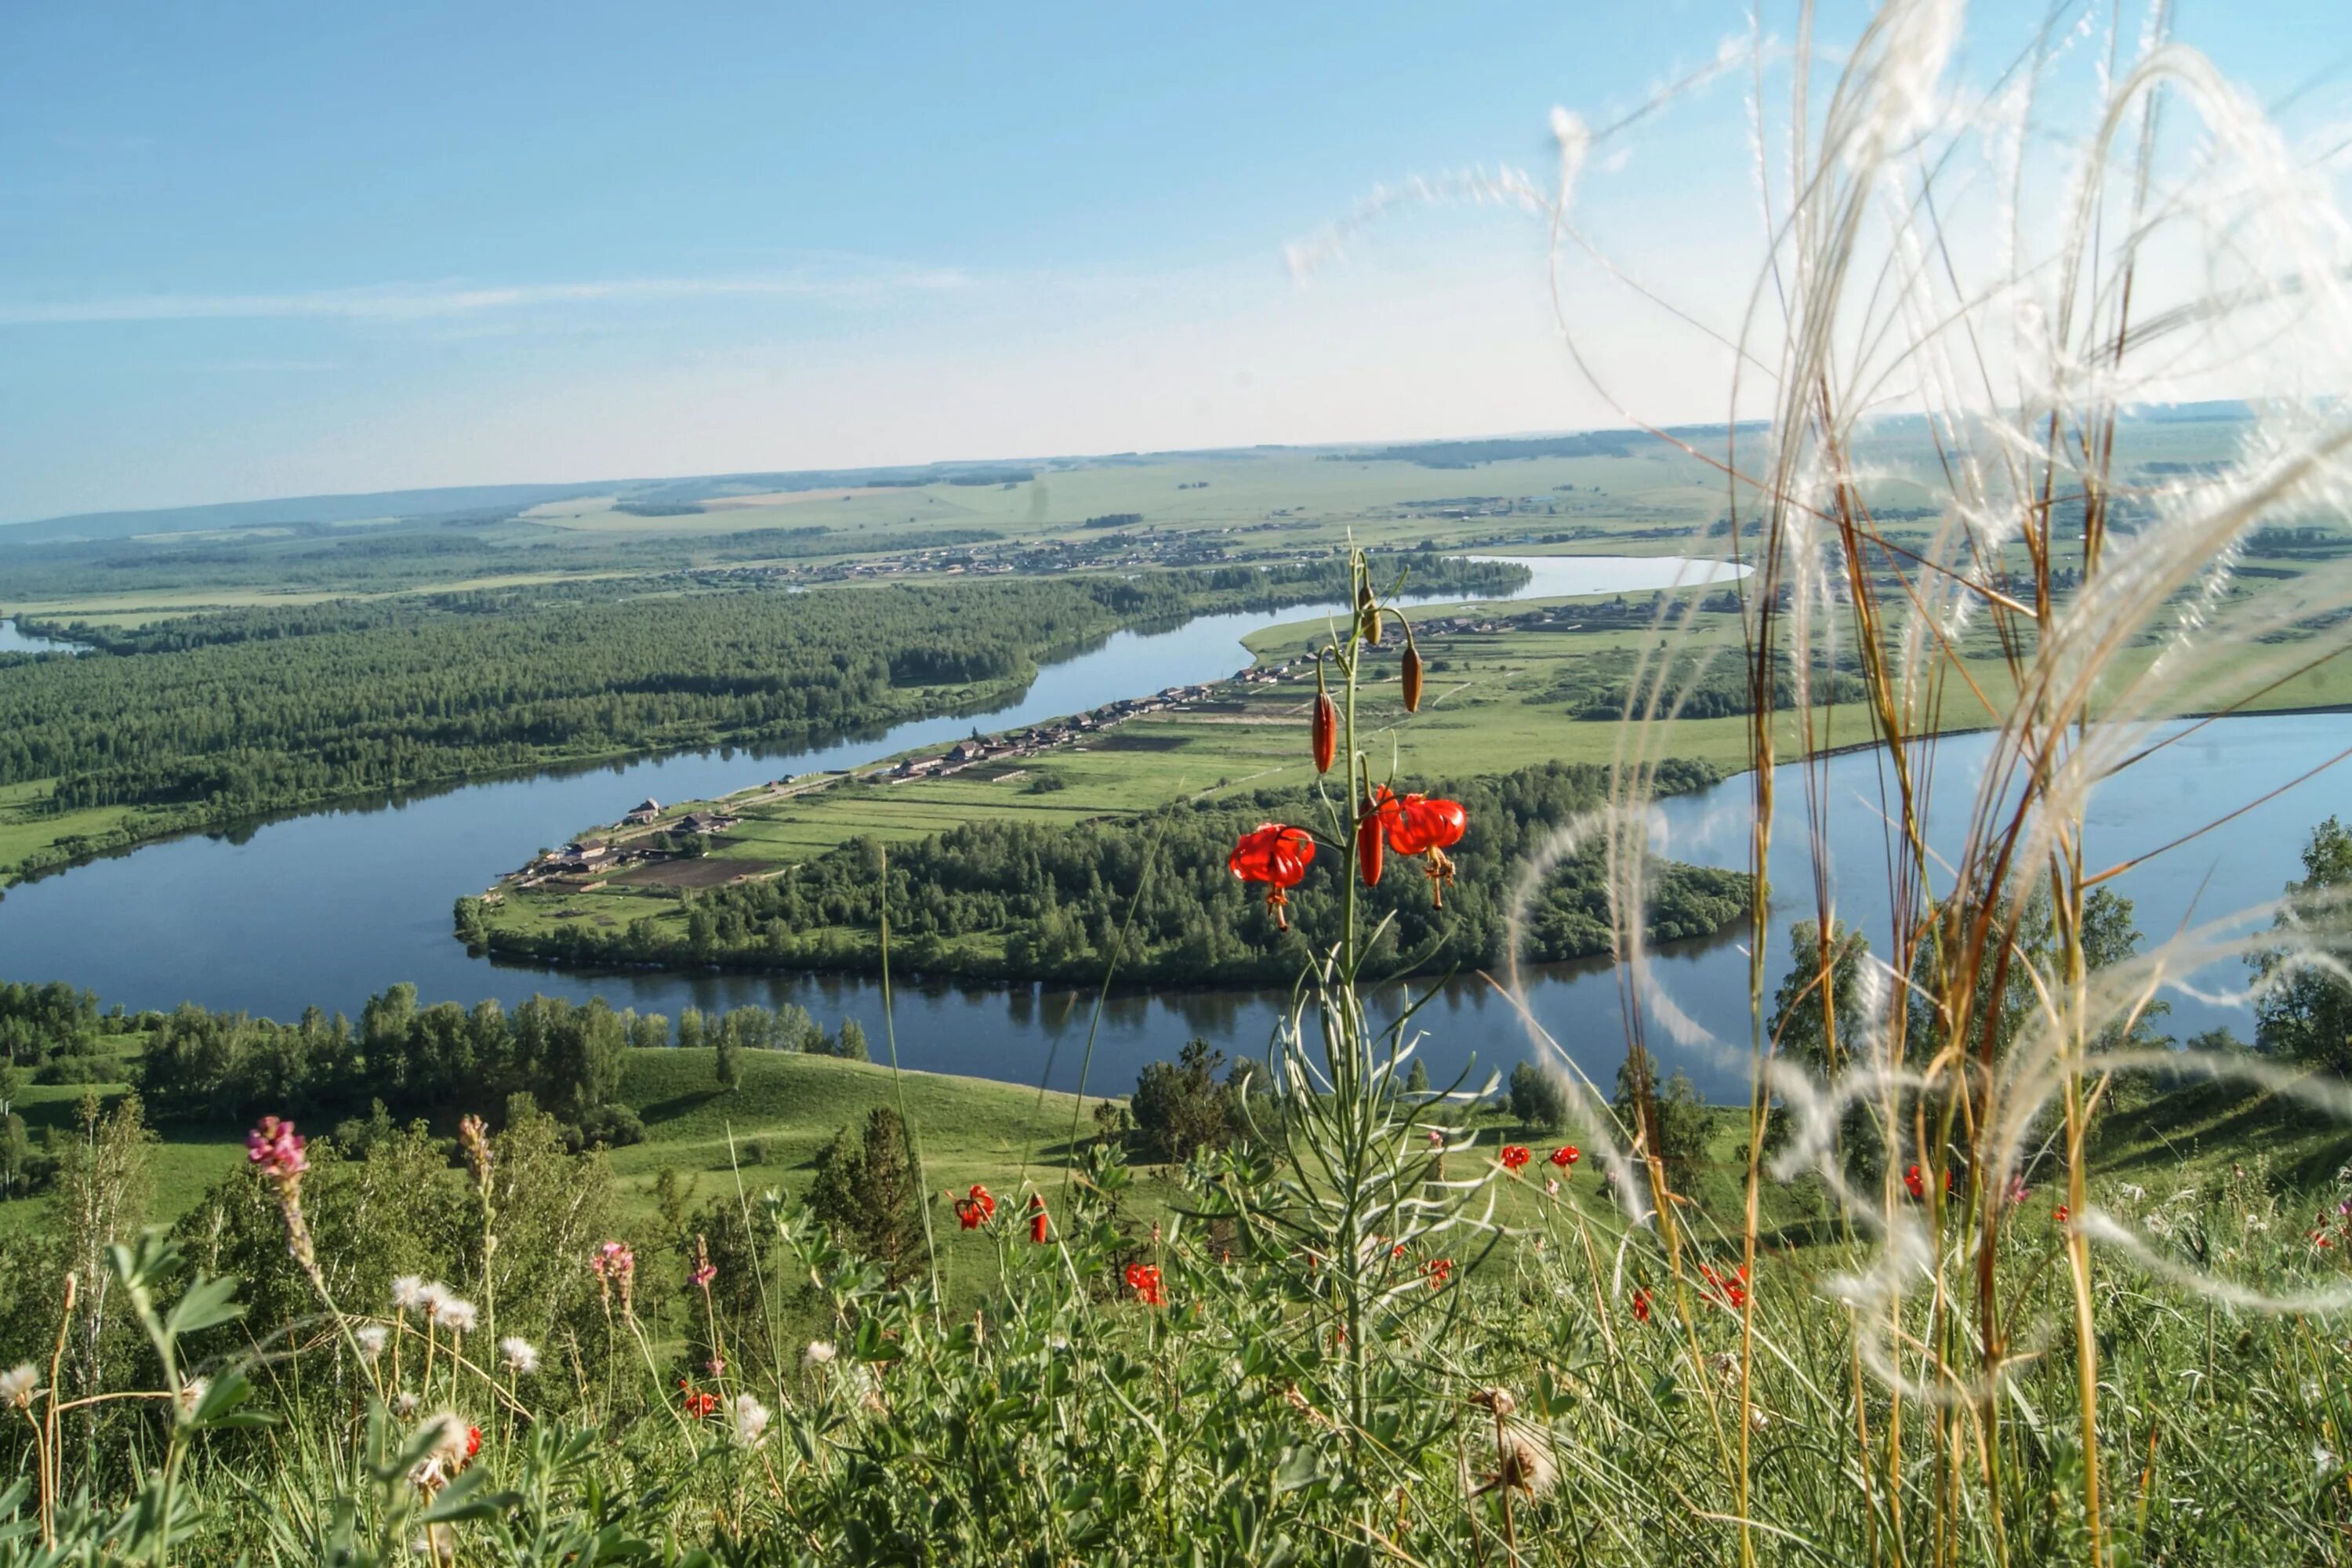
[0,559,2341,1104]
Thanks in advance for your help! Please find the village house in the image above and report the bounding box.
[623,798,662,825]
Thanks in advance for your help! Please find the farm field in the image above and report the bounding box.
[0,406,2262,618]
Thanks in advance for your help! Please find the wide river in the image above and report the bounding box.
[1,561,2344,1103]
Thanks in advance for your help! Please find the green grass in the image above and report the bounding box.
[0,779,140,884]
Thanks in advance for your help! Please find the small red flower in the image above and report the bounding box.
[465,1425,482,1459]
[955,1183,998,1229]
[1500,1145,1531,1173]
[1904,1164,1926,1202]
[1632,1288,1652,1323]
[1124,1262,1166,1308]
[677,1380,720,1419]
[1700,1264,1749,1310]
[1229,823,1317,929]
[1550,1146,1579,1170]
[1027,1193,1048,1244]
[2053,1203,2070,1225]
[1423,1258,1453,1290]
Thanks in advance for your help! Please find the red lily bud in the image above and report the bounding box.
[1312,677,1336,775]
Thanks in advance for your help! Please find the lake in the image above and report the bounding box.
[0,620,85,655]
[0,559,2342,1105]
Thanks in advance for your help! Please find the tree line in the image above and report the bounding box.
[124,985,865,1138]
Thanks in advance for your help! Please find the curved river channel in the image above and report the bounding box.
[1,559,2345,1102]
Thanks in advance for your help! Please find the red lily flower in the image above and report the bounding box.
[1229,823,1316,929]
[955,1182,997,1229]
[1500,1145,1531,1173]
[1632,1287,1652,1323]
[1550,1146,1580,1170]
[1124,1262,1165,1308]
[1382,794,1468,906]
[1700,1263,1749,1310]
[1027,1193,1048,1244]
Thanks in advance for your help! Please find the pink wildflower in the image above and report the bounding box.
[246,1116,307,1181]
[246,1116,315,1268]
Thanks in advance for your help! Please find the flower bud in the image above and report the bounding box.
[1312,670,1337,775]
[1401,636,1425,713]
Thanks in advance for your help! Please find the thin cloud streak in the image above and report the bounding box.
[0,266,976,327]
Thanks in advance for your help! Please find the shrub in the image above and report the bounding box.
[1128,1038,1233,1163]
[573,1102,644,1149]
[805,1105,925,1278]
[1508,1059,1568,1131]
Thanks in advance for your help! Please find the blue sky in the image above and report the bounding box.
[2,1,2345,522]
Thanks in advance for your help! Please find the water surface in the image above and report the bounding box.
[0,620,85,655]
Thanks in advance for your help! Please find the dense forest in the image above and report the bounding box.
[0,555,1527,879]
[477,758,1751,984]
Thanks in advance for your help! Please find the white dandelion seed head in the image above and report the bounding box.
[0,1365,38,1410]
[408,1410,471,1490]
[432,1297,478,1334]
[729,1393,772,1446]
[175,1377,209,1422]
[801,1340,837,1369]
[498,1337,539,1375]
[391,1276,428,1312]
[356,1325,389,1360]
